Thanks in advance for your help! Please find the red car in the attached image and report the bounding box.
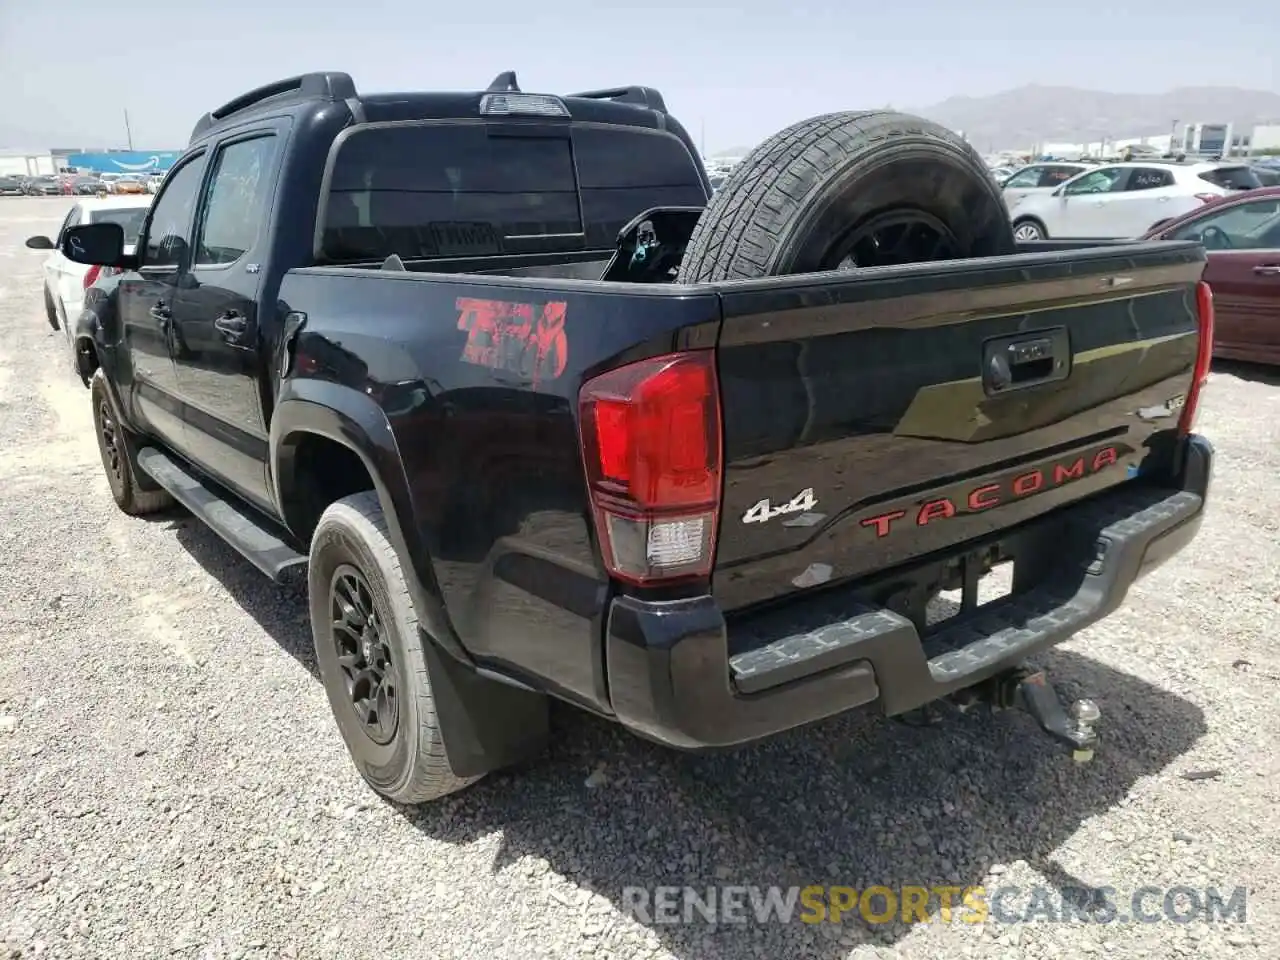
[1144,186,1280,365]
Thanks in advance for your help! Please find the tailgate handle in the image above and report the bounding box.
[983,328,1070,395]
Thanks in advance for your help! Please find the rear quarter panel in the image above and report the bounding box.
[276,269,720,710]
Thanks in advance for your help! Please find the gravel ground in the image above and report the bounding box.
[1,195,1277,960]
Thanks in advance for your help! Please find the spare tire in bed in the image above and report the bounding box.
[677,111,1016,283]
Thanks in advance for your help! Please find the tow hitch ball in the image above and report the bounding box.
[953,668,1101,763]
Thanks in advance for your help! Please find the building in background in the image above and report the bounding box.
[1250,124,1280,155]
[0,149,55,176]
[52,149,181,174]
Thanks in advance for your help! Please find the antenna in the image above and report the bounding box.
[486,71,520,92]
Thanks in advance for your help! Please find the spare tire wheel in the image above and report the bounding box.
[678,111,1016,282]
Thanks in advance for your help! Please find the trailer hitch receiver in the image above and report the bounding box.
[953,667,1102,762]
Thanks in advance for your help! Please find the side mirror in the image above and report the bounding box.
[25,235,55,250]
[60,222,127,267]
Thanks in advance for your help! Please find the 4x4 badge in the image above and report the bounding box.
[742,488,819,525]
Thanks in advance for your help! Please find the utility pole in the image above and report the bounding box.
[123,109,134,150]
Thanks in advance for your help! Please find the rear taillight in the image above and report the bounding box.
[579,351,722,585]
[1194,193,1221,205]
[83,265,102,289]
[1179,281,1214,436]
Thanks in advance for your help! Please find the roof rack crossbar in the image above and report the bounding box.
[190,71,357,143]
[567,86,667,113]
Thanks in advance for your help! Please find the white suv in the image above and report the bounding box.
[1009,161,1262,240]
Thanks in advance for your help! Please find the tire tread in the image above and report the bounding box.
[312,492,478,804]
[679,111,1008,282]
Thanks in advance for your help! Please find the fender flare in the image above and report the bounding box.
[270,381,470,665]
[72,309,106,387]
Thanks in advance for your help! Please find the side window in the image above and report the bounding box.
[1169,199,1280,249]
[195,135,280,266]
[144,157,205,269]
[1126,168,1174,191]
[1063,168,1127,195]
[1004,167,1044,188]
[1039,166,1082,188]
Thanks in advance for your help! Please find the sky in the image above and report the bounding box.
[1,0,1276,153]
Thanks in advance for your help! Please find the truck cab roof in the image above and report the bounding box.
[181,70,711,266]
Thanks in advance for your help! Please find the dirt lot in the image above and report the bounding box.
[2,195,1278,960]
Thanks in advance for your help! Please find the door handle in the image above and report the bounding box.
[149,301,171,325]
[1253,265,1280,276]
[214,311,249,338]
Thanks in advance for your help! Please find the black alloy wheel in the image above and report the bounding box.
[329,564,399,745]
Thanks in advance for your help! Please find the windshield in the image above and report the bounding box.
[91,207,149,246]
[1199,166,1263,190]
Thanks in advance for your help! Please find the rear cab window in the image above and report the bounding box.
[1198,166,1263,191]
[318,121,707,262]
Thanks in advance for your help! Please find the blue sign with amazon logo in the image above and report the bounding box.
[64,151,181,174]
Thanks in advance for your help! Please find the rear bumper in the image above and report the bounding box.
[604,434,1213,749]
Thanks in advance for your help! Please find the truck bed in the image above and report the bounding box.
[278,236,1208,719]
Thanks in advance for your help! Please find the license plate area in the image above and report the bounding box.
[925,546,1013,628]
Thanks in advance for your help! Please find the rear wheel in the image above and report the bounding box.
[309,492,480,804]
[43,287,59,331]
[677,111,1015,282]
[1012,218,1048,241]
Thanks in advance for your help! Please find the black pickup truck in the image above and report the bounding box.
[59,70,1215,804]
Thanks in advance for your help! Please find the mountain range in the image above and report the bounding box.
[712,85,1280,156]
[8,85,1280,157]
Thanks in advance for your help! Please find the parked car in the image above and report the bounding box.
[71,175,105,196]
[1000,161,1090,209]
[1010,161,1263,240]
[0,175,24,196]
[96,173,123,194]
[24,175,62,196]
[24,195,152,335]
[146,174,164,194]
[1248,165,1280,187]
[1144,186,1280,365]
[57,70,1212,805]
[115,175,148,195]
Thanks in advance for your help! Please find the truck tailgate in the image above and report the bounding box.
[711,242,1206,613]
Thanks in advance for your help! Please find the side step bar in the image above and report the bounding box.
[136,447,306,582]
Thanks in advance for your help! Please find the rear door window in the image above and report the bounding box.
[1198,166,1263,191]
[1038,165,1083,187]
[1064,167,1129,195]
[195,134,281,266]
[320,121,707,260]
[1126,168,1175,191]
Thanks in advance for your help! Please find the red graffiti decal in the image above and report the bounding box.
[455,297,569,385]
